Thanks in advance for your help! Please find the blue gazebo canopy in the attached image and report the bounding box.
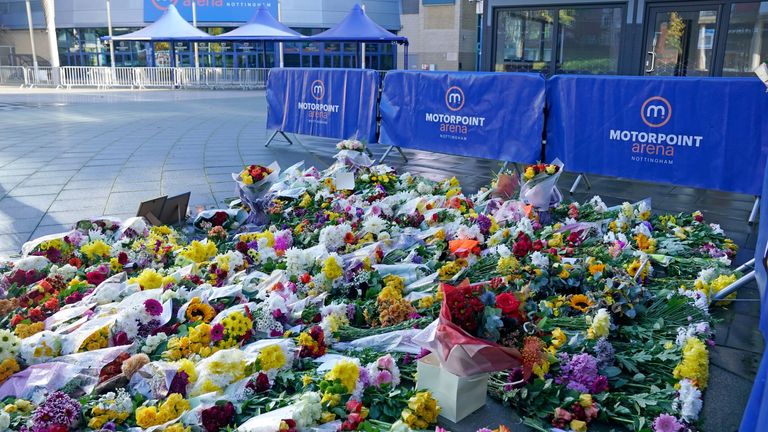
[308,3,407,43]
[101,4,209,41]
[218,5,303,41]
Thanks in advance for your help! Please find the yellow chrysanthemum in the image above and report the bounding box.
[325,360,360,393]
[673,337,709,389]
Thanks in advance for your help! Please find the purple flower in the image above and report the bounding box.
[476,214,492,234]
[556,353,608,394]
[653,414,683,432]
[168,370,189,397]
[30,391,81,430]
[210,323,224,342]
[274,232,293,251]
[594,338,615,369]
[144,299,163,316]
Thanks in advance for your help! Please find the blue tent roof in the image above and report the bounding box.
[308,4,407,43]
[101,5,210,41]
[217,5,303,41]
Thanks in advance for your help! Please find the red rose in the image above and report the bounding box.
[28,308,44,322]
[86,270,106,286]
[10,314,22,327]
[68,257,82,268]
[495,293,520,316]
[496,292,525,322]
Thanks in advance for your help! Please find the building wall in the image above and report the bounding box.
[399,1,478,71]
[0,0,401,30]
[0,29,51,63]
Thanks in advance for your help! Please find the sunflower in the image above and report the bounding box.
[569,294,593,313]
[185,297,216,323]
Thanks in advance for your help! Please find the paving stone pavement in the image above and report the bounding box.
[0,87,762,431]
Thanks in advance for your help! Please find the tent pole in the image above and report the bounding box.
[360,4,366,69]
[192,2,199,70]
[262,41,267,69]
[170,42,176,67]
[404,43,408,70]
[278,0,285,67]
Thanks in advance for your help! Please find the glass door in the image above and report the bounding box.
[644,5,721,76]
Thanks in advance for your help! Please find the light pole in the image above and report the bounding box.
[24,0,39,77]
[106,0,115,68]
[41,0,59,85]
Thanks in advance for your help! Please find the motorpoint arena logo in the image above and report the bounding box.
[641,96,672,128]
[310,80,325,101]
[151,0,177,11]
[445,86,465,112]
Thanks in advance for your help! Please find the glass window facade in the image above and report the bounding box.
[493,5,623,75]
[723,1,768,76]
[56,27,397,70]
[556,8,623,74]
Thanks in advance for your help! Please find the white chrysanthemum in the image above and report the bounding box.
[362,215,388,236]
[416,182,433,195]
[674,378,703,421]
[588,196,608,213]
[318,223,352,251]
[285,247,311,275]
[141,333,168,354]
[13,256,49,272]
[530,251,549,268]
[632,222,652,238]
[48,264,78,281]
[697,268,717,283]
[0,411,9,431]
[456,224,484,242]
[709,223,724,235]
[514,217,534,238]
[293,391,323,428]
[497,244,512,258]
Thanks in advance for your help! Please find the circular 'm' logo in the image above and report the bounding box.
[641,96,672,128]
[445,86,465,112]
[310,80,325,101]
[151,0,178,11]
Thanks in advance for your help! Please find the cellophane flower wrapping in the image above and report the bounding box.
[233,162,281,227]
[413,282,522,377]
[519,159,565,209]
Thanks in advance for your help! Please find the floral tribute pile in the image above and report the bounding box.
[0,143,741,432]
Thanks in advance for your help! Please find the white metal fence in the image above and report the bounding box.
[0,66,269,90]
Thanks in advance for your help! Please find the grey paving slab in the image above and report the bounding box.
[0,88,763,432]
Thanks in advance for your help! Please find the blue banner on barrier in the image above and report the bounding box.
[741,164,768,431]
[379,71,545,163]
[546,75,768,195]
[266,68,379,143]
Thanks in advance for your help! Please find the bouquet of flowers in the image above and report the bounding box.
[194,209,247,232]
[233,162,280,227]
[519,159,564,209]
[413,280,522,377]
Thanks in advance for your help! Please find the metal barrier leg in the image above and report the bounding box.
[582,173,593,189]
[378,145,395,164]
[749,196,760,224]
[266,131,295,147]
[735,258,756,273]
[395,146,408,163]
[711,270,757,301]
[569,175,583,195]
[265,130,279,147]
